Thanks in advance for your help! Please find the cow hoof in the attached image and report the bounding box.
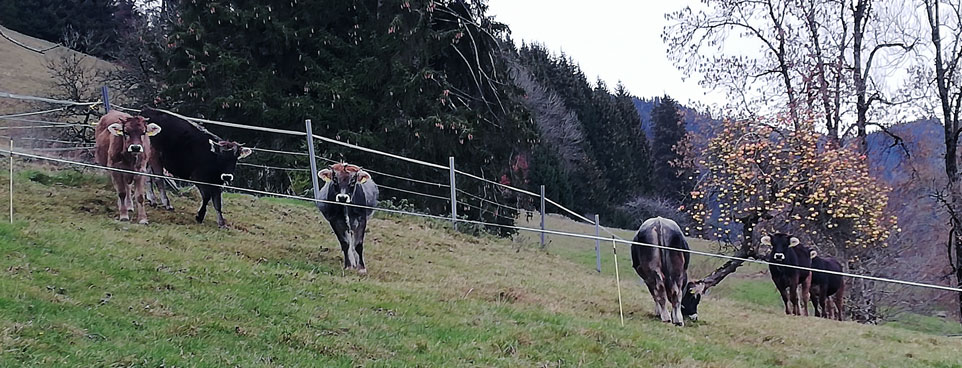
[119,216,130,222]
[165,206,174,211]
[195,216,204,223]
[673,321,684,327]
[358,268,368,275]
[139,219,149,225]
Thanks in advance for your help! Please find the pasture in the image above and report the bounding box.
[1,165,961,367]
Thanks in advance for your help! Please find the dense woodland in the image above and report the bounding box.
[0,0,692,232]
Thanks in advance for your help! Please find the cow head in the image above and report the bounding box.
[319,163,371,204]
[107,116,161,155]
[762,233,799,263]
[208,139,253,184]
[681,281,707,321]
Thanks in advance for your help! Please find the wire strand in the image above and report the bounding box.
[2,149,958,294]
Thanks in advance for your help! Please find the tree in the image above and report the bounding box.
[0,0,132,58]
[161,0,536,234]
[650,95,693,201]
[918,0,962,322]
[688,116,897,320]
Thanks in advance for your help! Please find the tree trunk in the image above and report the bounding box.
[853,0,869,154]
[694,217,759,290]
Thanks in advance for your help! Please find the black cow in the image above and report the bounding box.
[632,217,692,326]
[810,251,845,320]
[140,107,252,227]
[316,163,378,274]
[764,233,812,316]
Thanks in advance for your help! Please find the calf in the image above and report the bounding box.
[316,163,378,274]
[764,233,812,316]
[139,107,252,227]
[94,110,162,224]
[631,217,691,326]
[810,251,845,321]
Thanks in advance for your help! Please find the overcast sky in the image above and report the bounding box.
[487,0,721,106]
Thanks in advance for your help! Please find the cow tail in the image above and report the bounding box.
[657,220,674,288]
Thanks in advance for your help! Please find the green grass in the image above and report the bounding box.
[1,166,961,367]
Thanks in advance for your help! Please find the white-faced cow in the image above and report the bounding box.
[763,233,812,316]
[94,110,162,224]
[316,163,378,274]
[139,107,252,228]
[631,217,692,326]
[810,251,845,320]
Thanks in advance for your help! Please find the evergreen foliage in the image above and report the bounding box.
[650,95,694,202]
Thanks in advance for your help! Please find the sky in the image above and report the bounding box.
[486,0,721,106]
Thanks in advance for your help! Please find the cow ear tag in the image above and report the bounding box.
[357,170,371,184]
[760,236,771,245]
[146,123,162,137]
[790,237,800,248]
[107,123,124,136]
[319,169,333,182]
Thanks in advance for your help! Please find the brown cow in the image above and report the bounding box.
[94,110,162,224]
[631,217,691,326]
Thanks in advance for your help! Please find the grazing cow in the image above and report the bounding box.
[764,234,812,316]
[316,163,378,274]
[94,110,162,224]
[681,281,707,321]
[810,251,845,321]
[631,217,691,326]
[139,107,252,228]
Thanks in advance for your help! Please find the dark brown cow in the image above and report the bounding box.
[631,217,691,326]
[94,110,162,224]
[810,251,845,321]
[763,233,812,316]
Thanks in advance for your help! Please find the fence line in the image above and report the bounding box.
[0,107,68,119]
[0,91,99,107]
[2,148,959,294]
[237,162,310,172]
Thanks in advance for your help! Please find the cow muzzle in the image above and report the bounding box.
[128,144,143,153]
[220,174,234,184]
[335,194,351,203]
[773,253,786,261]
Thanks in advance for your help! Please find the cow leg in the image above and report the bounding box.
[147,164,173,210]
[667,279,684,326]
[330,219,355,270]
[112,173,130,221]
[196,185,211,223]
[834,283,846,321]
[800,274,811,317]
[777,286,792,315]
[789,283,800,316]
[133,174,148,225]
[354,219,368,274]
[639,269,670,323]
[211,189,226,228]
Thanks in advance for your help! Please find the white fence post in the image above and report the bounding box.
[8,139,12,223]
[449,157,457,227]
[540,185,546,248]
[595,214,601,273]
[305,120,321,204]
[101,86,111,112]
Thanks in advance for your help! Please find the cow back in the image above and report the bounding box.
[140,107,221,180]
[631,217,690,279]
[811,255,843,295]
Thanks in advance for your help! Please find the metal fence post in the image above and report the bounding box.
[540,185,546,248]
[101,86,111,112]
[8,139,12,223]
[305,120,320,203]
[595,214,601,273]
[449,157,457,227]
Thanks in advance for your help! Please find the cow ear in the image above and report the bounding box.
[790,237,800,247]
[146,123,162,137]
[760,236,771,246]
[357,170,371,184]
[319,169,333,182]
[238,147,253,159]
[107,123,124,136]
[810,250,818,259]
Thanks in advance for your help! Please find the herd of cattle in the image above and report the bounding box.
[92,109,846,325]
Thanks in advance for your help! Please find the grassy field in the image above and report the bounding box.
[1,165,961,367]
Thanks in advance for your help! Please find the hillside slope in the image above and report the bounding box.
[1,165,961,367]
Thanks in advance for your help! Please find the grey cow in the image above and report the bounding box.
[631,217,692,326]
[316,163,378,274]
